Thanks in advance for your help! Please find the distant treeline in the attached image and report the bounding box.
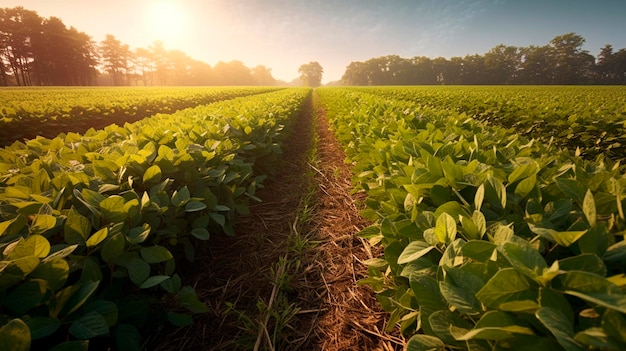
[341,33,626,85]
[0,7,279,86]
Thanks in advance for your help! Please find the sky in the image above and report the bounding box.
[2,0,626,83]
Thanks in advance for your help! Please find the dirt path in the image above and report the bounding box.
[150,91,404,350]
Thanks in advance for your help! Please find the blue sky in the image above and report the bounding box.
[4,0,626,83]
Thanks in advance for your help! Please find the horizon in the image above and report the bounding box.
[2,0,626,83]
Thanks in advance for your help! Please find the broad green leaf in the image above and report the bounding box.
[604,240,626,262]
[190,227,210,240]
[0,215,28,236]
[25,317,61,340]
[59,280,100,317]
[100,195,127,223]
[30,214,57,235]
[185,201,207,212]
[140,275,170,289]
[439,280,481,314]
[101,233,125,264]
[484,176,506,210]
[528,224,586,247]
[556,178,585,204]
[0,318,31,351]
[64,207,91,245]
[602,309,626,345]
[558,254,606,277]
[406,334,445,351]
[9,234,50,259]
[127,223,151,244]
[397,240,434,264]
[499,241,550,284]
[0,256,40,288]
[177,286,209,313]
[428,310,473,346]
[452,311,535,341]
[3,279,46,315]
[409,275,448,311]
[434,212,456,244]
[554,271,626,314]
[573,328,620,350]
[476,268,538,309]
[69,311,109,339]
[86,227,108,247]
[582,189,596,227]
[83,300,118,327]
[536,307,584,351]
[514,175,536,199]
[140,245,173,264]
[142,165,162,184]
[460,240,496,262]
[127,258,150,286]
[171,186,190,207]
[160,274,182,294]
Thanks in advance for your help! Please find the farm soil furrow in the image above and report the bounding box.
[147,92,403,350]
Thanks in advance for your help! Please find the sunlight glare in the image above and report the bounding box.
[144,1,188,44]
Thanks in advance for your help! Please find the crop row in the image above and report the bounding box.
[0,88,310,350]
[0,86,281,146]
[317,87,626,351]
[350,86,626,160]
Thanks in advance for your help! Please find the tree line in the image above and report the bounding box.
[0,7,279,86]
[341,33,626,85]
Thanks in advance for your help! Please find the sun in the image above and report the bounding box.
[143,1,188,44]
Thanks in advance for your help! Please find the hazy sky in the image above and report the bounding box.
[3,0,625,83]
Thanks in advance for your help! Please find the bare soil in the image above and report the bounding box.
[149,91,404,350]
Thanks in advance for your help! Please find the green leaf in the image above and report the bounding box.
[64,207,91,245]
[86,226,109,247]
[9,234,50,259]
[30,214,57,235]
[397,240,434,264]
[177,286,209,313]
[142,165,162,184]
[406,334,445,351]
[69,311,109,339]
[101,233,125,264]
[185,201,207,212]
[139,275,170,289]
[476,268,538,309]
[474,184,485,211]
[100,195,127,223]
[559,254,606,277]
[127,223,151,244]
[0,318,31,351]
[582,189,596,227]
[59,280,100,317]
[453,311,535,341]
[499,241,549,284]
[514,174,536,199]
[554,271,626,314]
[25,317,61,340]
[434,212,456,244]
[84,300,118,327]
[127,258,150,286]
[190,227,210,240]
[171,186,190,207]
[460,240,496,262]
[140,245,173,264]
[528,224,586,247]
[0,215,28,236]
[3,280,46,315]
[536,307,584,351]
[556,178,585,204]
[0,256,40,289]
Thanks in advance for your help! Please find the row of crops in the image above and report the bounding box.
[317,87,626,351]
[350,86,626,160]
[0,87,310,350]
[0,86,281,146]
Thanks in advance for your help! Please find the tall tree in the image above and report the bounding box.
[99,34,130,85]
[298,61,323,87]
[251,65,276,85]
